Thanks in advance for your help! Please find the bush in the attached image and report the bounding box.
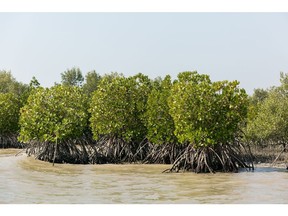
[18,85,89,163]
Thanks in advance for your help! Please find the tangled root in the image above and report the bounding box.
[25,136,105,164]
[143,142,185,164]
[163,142,254,173]
[96,136,137,163]
[0,134,26,149]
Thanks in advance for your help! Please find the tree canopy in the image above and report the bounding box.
[168,71,248,147]
[0,93,20,135]
[0,68,256,170]
[18,85,88,144]
[0,70,28,96]
[89,73,151,142]
[90,75,136,142]
[82,70,102,96]
[145,75,176,144]
[61,67,84,87]
[245,72,288,146]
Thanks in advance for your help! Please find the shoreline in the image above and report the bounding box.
[254,162,287,169]
[0,148,287,169]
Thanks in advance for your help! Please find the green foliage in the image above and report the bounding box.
[244,72,288,145]
[250,88,269,105]
[280,71,288,92]
[151,76,163,90]
[145,75,176,144]
[132,73,152,122]
[0,70,18,93]
[89,75,133,141]
[100,72,124,83]
[18,76,42,107]
[0,93,20,135]
[89,73,151,142]
[131,73,152,141]
[61,67,84,87]
[211,80,249,143]
[243,89,268,143]
[29,76,41,88]
[0,70,28,97]
[82,70,102,96]
[245,86,288,144]
[18,85,88,143]
[168,71,248,147]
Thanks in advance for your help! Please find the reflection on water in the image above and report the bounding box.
[0,149,288,204]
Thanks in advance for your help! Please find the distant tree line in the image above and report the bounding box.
[244,72,288,154]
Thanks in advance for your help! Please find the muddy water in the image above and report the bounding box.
[1,149,288,204]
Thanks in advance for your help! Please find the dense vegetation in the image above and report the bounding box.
[89,73,151,163]
[18,85,93,164]
[166,72,252,172]
[1,67,287,172]
[0,93,22,148]
[244,72,288,164]
[144,75,180,164]
[0,71,28,148]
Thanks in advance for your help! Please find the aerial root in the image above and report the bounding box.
[22,137,254,171]
[143,142,186,164]
[0,134,26,149]
[164,143,254,173]
[96,136,135,163]
[25,136,102,164]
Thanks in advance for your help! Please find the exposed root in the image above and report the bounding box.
[164,142,254,173]
[96,136,136,163]
[131,138,150,162]
[25,135,105,164]
[0,134,26,149]
[22,135,254,172]
[24,135,145,164]
[271,145,287,167]
[143,142,185,164]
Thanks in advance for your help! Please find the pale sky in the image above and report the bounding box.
[0,13,288,94]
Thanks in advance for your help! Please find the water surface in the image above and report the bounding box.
[1,149,287,204]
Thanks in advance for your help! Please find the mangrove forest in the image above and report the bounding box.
[1,68,288,173]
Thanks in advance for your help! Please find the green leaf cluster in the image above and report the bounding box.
[61,67,84,87]
[168,71,248,148]
[89,73,151,142]
[0,70,28,98]
[18,85,88,143]
[245,73,288,145]
[145,75,176,144]
[0,93,20,135]
[82,70,102,96]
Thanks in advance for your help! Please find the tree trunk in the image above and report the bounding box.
[52,138,58,166]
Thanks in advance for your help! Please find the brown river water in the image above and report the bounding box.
[1,149,288,204]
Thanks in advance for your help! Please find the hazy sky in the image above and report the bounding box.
[0,13,288,94]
